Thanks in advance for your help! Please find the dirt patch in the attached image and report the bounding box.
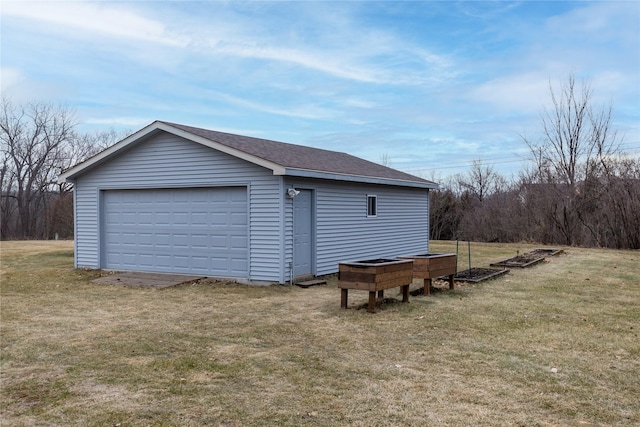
[355,297,404,311]
[92,272,206,288]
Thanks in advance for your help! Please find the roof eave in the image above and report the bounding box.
[283,168,439,189]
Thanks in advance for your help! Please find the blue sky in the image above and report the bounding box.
[2,1,639,180]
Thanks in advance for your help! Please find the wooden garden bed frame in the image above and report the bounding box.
[338,259,413,313]
[399,253,457,295]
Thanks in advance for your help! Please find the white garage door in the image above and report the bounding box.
[103,187,248,277]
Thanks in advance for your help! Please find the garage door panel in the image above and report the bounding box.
[190,234,209,248]
[191,213,208,226]
[210,213,227,226]
[122,212,138,224]
[103,188,248,277]
[192,257,209,269]
[155,234,171,247]
[155,213,171,224]
[231,213,248,225]
[138,254,154,266]
[231,259,248,274]
[137,212,154,224]
[231,235,248,248]
[138,233,154,247]
[155,254,172,268]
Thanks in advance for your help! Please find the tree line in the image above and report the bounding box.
[2,75,639,248]
[430,76,640,249]
[0,98,122,240]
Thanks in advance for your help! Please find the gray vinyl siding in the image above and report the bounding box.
[73,131,282,281]
[285,178,429,277]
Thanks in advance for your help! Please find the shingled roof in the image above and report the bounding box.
[59,121,437,189]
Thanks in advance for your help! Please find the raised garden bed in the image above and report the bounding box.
[490,248,562,268]
[490,254,545,268]
[454,267,509,283]
[398,253,456,295]
[338,258,413,313]
[527,248,564,257]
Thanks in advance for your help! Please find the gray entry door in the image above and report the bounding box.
[102,187,248,277]
[293,189,313,278]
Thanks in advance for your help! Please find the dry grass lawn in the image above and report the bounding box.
[1,240,638,426]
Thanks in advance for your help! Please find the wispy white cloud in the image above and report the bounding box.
[213,43,386,84]
[455,1,523,19]
[212,91,336,121]
[84,117,152,127]
[468,73,550,113]
[2,0,187,47]
[2,0,455,86]
[0,67,24,91]
[545,1,639,44]
[0,66,71,101]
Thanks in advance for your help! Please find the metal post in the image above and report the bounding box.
[468,240,471,271]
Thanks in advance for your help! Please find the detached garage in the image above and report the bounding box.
[59,121,438,284]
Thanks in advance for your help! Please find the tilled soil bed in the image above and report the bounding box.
[526,248,564,257]
[454,267,509,283]
[490,255,545,268]
[490,248,562,268]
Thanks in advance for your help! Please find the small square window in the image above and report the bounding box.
[367,195,377,217]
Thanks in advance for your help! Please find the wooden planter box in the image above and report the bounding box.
[338,258,413,313]
[399,253,457,295]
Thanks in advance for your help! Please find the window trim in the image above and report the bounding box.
[367,194,377,217]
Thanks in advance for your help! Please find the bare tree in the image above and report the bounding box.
[455,159,505,204]
[522,75,622,246]
[1,98,129,239]
[595,156,640,249]
[57,128,123,193]
[0,151,18,238]
[529,75,620,186]
[379,152,391,167]
[430,184,462,240]
[1,99,77,238]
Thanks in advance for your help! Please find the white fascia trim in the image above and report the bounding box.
[57,121,286,183]
[284,168,439,190]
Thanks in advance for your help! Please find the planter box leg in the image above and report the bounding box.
[402,284,409,303]
[377,290,384,301]
[341,288,348,309]
[423,278,431,295]
[448,274,455,290]
[368,291,377,313]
